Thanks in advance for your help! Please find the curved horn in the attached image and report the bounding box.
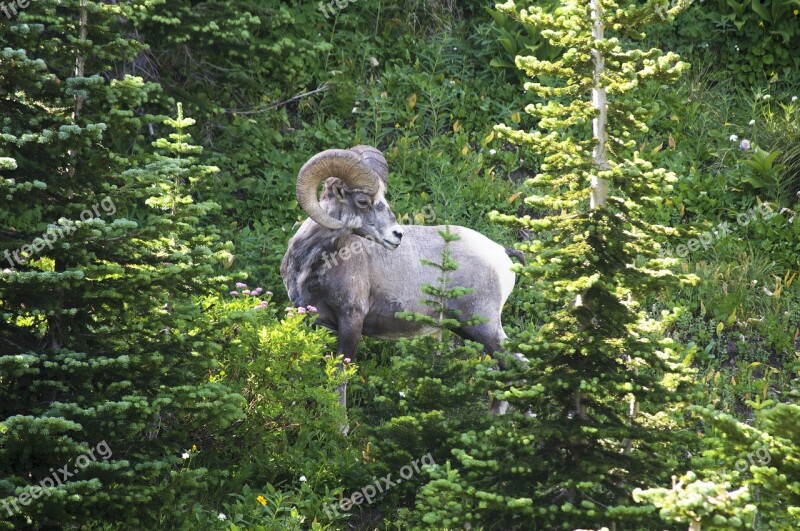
[296,149,380,229]
[349,145,388,186]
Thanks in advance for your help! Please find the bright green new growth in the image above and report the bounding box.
[415,0,700,528]
[636,401,800,529]
[633,470,757,529]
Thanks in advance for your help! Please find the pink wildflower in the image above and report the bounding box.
[235,282,247,289]
[242,289,251,295]
[230,291,239,296]
[344,358,351,363]
[306,305,318,313]
[297,307,307,314]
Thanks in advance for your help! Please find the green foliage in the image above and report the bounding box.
[738,145,784,191]
[3,0,800,528]
[0,1,245,526]
[633,471,757,529]
[203,286,351,453]
[190,482,338,530]
[485,2,563,84]
[349,228,494,528]
[656,0,800,84]
[638,74,800,362]
[170,286,363,527]
[639,403,800,528]
[411,0,701,528]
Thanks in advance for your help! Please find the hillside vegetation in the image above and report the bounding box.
[1,0,799,529]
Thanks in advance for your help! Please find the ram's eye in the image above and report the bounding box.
[356,199,371,209]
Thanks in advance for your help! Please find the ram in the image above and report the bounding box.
[281,146,522,418]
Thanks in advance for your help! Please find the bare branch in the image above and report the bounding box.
[224,83,330,115]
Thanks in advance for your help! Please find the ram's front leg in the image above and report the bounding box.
[335,311,364,435]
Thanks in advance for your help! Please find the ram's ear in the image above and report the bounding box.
[324,178,348,203]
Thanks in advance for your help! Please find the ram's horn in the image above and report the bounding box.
[349,145,388,187]
[296,149,381,229]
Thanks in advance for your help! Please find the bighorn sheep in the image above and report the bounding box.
[280,146,521,419]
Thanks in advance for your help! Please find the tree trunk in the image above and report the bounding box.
[590,0,609,209]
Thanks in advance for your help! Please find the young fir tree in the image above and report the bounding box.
[131,1,334,287]
[350,227,493,524]
[413,1,698,528]
[714,401,800,528]
[0,2,242,527]
[635,401,800,529]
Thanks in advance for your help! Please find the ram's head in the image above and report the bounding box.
[297,145,403,250]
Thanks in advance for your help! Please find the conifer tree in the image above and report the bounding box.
[352,228,493,522]
[0,2,243,527]
[414,1,698,528]
[634,402,800,529]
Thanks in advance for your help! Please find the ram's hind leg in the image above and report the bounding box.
[455,320,528,415]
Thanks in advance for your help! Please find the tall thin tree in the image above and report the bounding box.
[413,0,697,528]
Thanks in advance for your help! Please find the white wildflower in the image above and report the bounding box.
[181,452,190,459]
[729,134,738,142]
[489,149,496,155]
[218,513,227,521]
[748,119,755,125]
[299,475,307,482]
